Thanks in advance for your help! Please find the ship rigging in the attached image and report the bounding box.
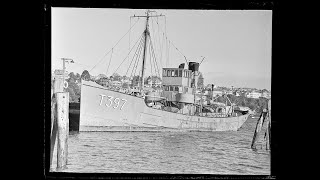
[78,10,250,132]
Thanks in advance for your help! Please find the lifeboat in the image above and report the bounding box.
[176,93,194,104]
[145,92,163,102]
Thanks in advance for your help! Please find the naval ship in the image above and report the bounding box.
[79,10,250,131]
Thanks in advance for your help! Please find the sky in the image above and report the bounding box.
[52,8,272,90]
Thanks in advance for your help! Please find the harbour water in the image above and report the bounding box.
[50,116,270,174]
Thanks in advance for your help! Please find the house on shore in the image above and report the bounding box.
[246,91,262,99]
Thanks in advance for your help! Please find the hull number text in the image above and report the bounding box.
[99,94,127,110]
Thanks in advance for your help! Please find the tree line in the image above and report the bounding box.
[53,70,268,113]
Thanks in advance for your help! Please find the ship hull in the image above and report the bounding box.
[79,81,249,132]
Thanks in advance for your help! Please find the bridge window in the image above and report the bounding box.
[175,70,178,77]
[175,86,179,91]
[170,86,174,91]
[179,70,182,77]
[171,70,175,77]
[163,70,166,77]
[185,71,189,78]
[167,70,171,77]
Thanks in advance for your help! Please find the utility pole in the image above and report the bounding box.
[61,58,74,89]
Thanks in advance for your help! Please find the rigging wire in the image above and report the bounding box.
[165,16,169,67]
[129,46,141,78]
[150,18,158,62]
[199,56,205,65]
[150,17,163,73]
[105,48,113,76]
[125,34,145,77]
[156,17,164,68]
[133,43,143,77]
[149,46,157,78]
[130,34,145,79]
[165,36,168,67]
[148,40,154,80]
[151,50,160,79]
[112,33,144,75]
[149,18,156,71]
[149,37,161,78]
[161,32,165,67]
[156,17,189,65]
[89,17,140,72]
[125,48,139,77]
[129,17,131,63]
[167,40,170,66]
[168,40,188,64]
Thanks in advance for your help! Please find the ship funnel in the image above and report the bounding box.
[188,62,200,72]
[178,63,185,69]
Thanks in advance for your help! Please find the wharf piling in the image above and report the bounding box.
[267,99,271,150]
[251,99,271,150]
[251,111,267,149]
[50,94,57,166]
[56,92,69,169]
[51,74,69,170]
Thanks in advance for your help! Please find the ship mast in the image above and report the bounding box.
[132,10,164,92]
[140,12,150,91]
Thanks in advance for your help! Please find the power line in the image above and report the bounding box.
[73,62,91,68]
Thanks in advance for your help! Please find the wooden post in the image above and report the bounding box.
[54,76,64,93]
[265,120,270,150]
[56,92,69,170]
[268,99,271,118]
[267,119,271,150]
[251,111,266,149]
[50,75,65,169]
[50,94,57,167]
[267,99,271,150]
[51,73,69,170]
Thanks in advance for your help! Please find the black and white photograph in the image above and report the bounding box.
[49,7,272,176]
